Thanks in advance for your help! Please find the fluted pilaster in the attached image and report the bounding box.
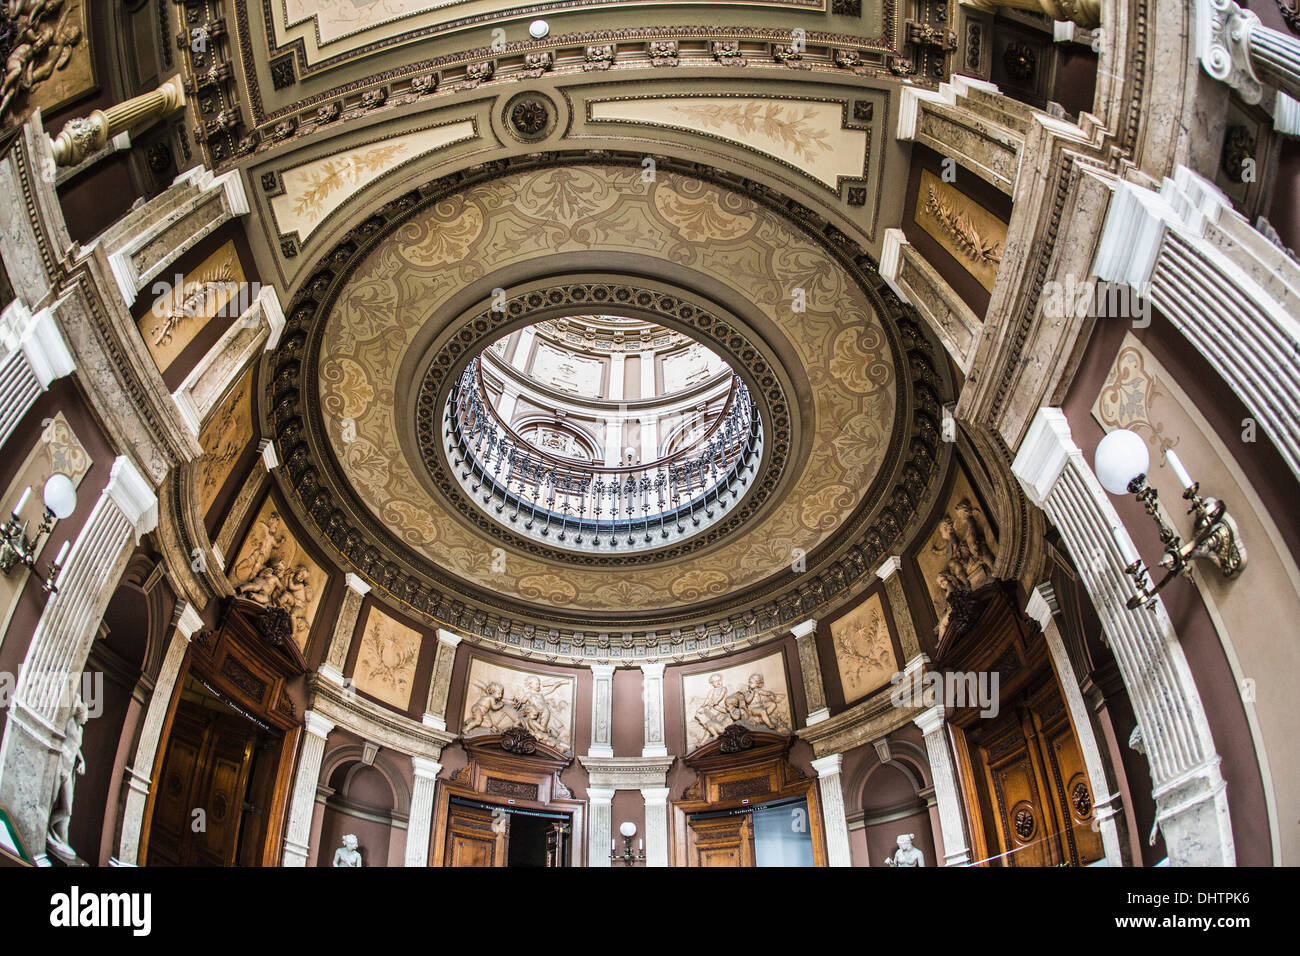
[641,786,670,867]
[405,756,442,867]
[811,753,853,866]
[914,705,972,866]
[588,786,614,868]
[282,710,334,867]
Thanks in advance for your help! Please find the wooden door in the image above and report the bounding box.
[965,685,1105,866]
[686,814,754,867]
[444,803,508,867]
[147,703,259,866]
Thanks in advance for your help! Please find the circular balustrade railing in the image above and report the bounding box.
[445,356,763,553]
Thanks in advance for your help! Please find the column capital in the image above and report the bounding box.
[105,456,159,535]
[875,555,904,581]
[914,703,948,737]
[1196,0,1264,103]
[1024,583,1060,630]
[589,662,616,679]
[257,286,285,351]
[260,440,279,471]
[790,619,817,639]
[1012,407,1077,507]
[411,756,443,780]
[173,602,204,640]
[344,573,372,596]
[303,710,335,739]
[640,786,671,806]
[810,753,844,777]
[436,628,463,648]
[587,786,615,805]
[638,661,665,678]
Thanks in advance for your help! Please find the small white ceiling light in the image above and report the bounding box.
[529,19,549,39]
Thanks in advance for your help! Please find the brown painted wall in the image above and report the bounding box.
[1062,310,1276,865]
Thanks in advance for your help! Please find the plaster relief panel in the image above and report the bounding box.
[915,466,998,634]
[830,590,898,704]
[195,366,255,521]
[683,651,793,751]
[138,240,246,374]
[530,342,603,397]
[229,496,329,649]
[461,657,576,753]
[352,605,422,710]
[269,122,476,242]
[589,96,868,190]
[914,169,1007,292]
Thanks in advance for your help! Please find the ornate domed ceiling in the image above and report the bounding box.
[265,155,952,660]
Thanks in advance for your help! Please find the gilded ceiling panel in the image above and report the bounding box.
[316,164,896,613]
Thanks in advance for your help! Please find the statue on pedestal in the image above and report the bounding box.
[884,833,925,867]
[46,695,88,863]
[332,833,362,867]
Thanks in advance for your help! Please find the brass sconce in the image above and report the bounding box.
[611,821,644,865]
[1094,430,1246,610]
[0,474,76,593]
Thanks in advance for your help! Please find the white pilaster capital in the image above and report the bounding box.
[258,286,285,351]
[1025,583,1061,630]
[105,455,159,535]
[1092,178,1180,289]
[436,628,463,648]
[587,786,615,805]
[875,555,904,581]
[213,168,252,217]
[878,228,910,303]
[318,664,345,687]
[173,602,204,640]
[805,707,831,725]
[914,704,948,737]
[896,86,948,140]
[171,389,201,436]
[261,440,279,471]
[303,710,335,739]
[640,786,670,806]
[810,753,844,778]
[344,573,372,596]
[421,713,447,732]
[1012,407,1077,507]
[790,619,817,639]
[638,661,665,678]
[411,756,443,780]
[589,662,616,679]
[8,299,76,386]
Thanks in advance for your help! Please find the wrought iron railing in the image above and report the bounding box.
[445,357,762,550]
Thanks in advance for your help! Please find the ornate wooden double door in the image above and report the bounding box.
[442,799,569,867]
[959,681,1105,866]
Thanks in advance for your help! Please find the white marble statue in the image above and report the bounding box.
[332,833,362,867]
[46,696,88,857]
[884,833,925,867]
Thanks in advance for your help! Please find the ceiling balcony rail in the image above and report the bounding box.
[444,358,762,552]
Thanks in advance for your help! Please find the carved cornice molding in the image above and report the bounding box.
[796,682,920,758]
[579,754,677,790]
[309,673,455,758]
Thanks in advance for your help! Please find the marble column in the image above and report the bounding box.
[113,601,203,866]
[811,754,853,866]
[282,710,334,867]
[641,786,671,867]
[588,663,615,758]
[791,620,829,726]
[1012,407,1234,866]
[914,705,972,866]
[319,574,371,686]
[875,556,924,662]
[588,786,614,868]
[404,756,442,867]
[0,297,76,449]
[1196,0,1300,104]
[640,662,668,757]
[422,629,461,730]
[50,76,187,167]
[1093,166,1300,486]
[1024,583,1125,866]
[0,455,158,854]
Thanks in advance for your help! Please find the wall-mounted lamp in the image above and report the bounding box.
[0,474,75,593]
[610,820,644,865]
[1093,429,1246,610]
